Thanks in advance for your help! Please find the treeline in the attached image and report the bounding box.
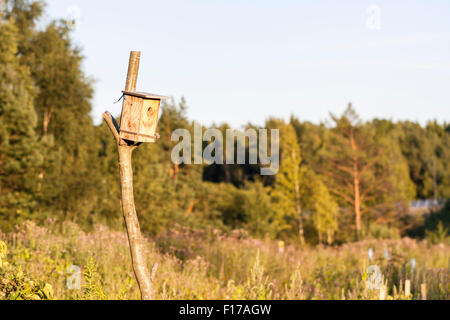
[1,1,449,244]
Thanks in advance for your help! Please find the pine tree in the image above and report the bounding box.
[370,119,415,226]
[397,121,450,199]
[318,104,415,239]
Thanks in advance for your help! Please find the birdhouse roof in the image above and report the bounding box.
[122,90,168,100]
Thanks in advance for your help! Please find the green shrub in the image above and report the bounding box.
[0,241,53,300]
[426,222,449,245]
[364,223,401,240]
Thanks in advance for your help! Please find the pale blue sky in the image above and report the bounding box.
[43,0,450,128]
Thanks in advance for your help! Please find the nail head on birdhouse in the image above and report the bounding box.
[119,90,168,143]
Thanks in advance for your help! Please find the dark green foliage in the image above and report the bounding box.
[1,0,449,245]
[407,200,450,243]
[25,21,100,222]
[217,181,273,236]
[397,121,450,199]
[0,17,42,231]
[4,0,102,227]
[4,0,44,52]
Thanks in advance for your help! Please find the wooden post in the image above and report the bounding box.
[405,279,411,297]
[421,283,427,300]
[125,51,140,93]
[102,51,155,300]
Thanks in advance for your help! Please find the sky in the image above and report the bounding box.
[43,0,450,129]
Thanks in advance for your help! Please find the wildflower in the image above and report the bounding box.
[278,241,285,254]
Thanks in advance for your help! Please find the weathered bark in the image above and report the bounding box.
[102,51,155,300]
[118,145,154,300]
[125,52,140,93]
[350,129,362,239]
[103,111,155,300]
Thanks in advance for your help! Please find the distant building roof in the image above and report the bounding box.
[410,199,445,209]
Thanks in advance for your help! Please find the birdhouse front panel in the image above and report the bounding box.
[119,91,167,143]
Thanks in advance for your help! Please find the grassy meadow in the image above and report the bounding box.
[1,1,450,301]
[1,220,448,300]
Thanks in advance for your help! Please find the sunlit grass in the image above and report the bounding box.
[1,221,448,300]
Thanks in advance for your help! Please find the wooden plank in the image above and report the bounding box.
[138,99,160,142]
[120,96,144,142]
[125,52,140,92]
[120,130,158,143]
[122,90,168,100]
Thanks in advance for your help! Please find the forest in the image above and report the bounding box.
[0,0,449,300]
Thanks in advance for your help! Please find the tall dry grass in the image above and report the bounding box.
[0,221,448,300]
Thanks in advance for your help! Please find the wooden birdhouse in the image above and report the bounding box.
[119,90,168,143]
